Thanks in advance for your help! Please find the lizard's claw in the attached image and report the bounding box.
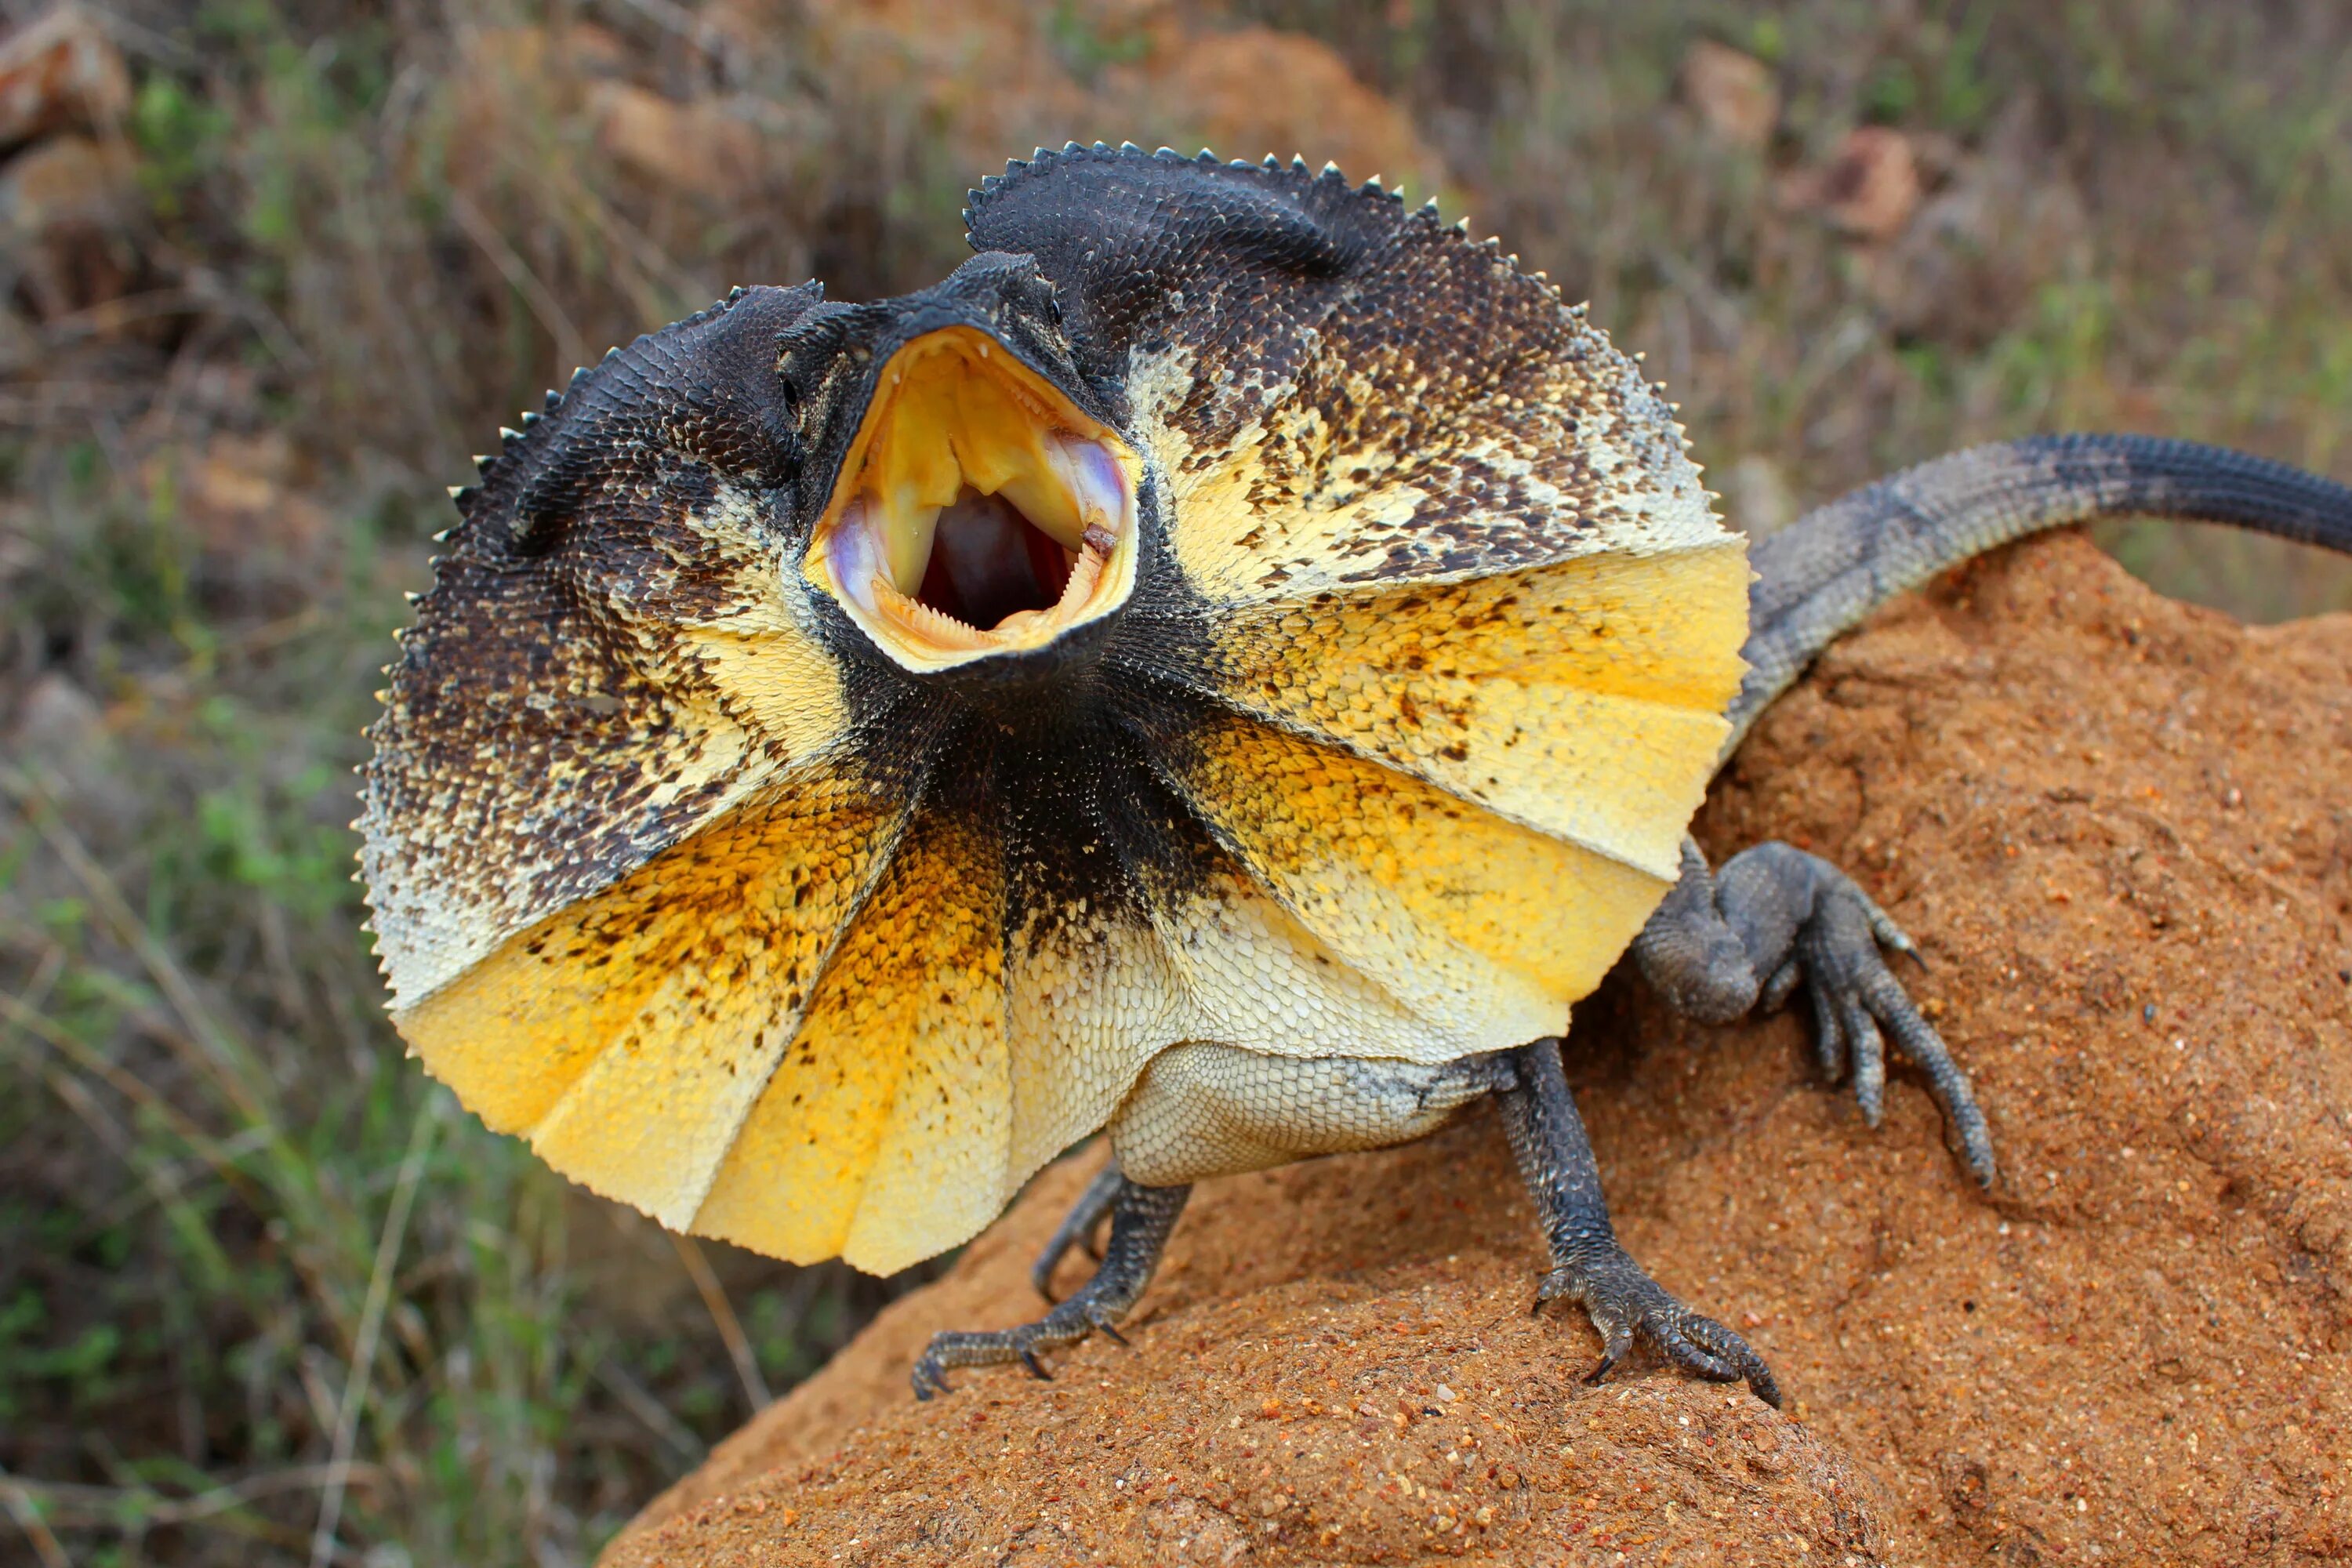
[1725,844,1994,1185]
[1534,1245,1781,1407]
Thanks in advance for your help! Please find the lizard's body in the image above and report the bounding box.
[357,146,2352,1410]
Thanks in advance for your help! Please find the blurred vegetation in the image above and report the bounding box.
[1,1,2347,1564]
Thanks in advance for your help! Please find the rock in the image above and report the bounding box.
[440,7,1443,293]
[599,532,2352,1564]
[441,20,628,192]
[1860,106,2092,349]
[796,1,1445,194]
[9,671,107,765]
[608,1161,1891,1567]
[0,126,133,230]
[1679,40,1778,151]
[5,671,135,820]
[448,18,761,204]
[0,5,131,150]
[586,80,764,201]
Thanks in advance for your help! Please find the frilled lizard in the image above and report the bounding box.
[358,146,2352,1408]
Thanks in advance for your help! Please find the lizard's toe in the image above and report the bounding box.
[1727,844,1995,1185]
[912,1177,1187,1402]
[909,1317,1089,1400]
[1666,1312,1780,1407]
[1802,876,1992,1182]
[910,1348,955,1401]
[1537,1245,1782,1407]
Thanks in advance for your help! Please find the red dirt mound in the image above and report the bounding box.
[604,534,2352,1566]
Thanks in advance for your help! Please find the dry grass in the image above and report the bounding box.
[2,2,2347,1564]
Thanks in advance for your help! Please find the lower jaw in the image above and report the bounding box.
[880,597,1134,711]
[865,542,1114,655]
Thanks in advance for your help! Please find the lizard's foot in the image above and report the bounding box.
[1500,1036,1781,1406]
[1534,1242,1780,1406]
[1634,837,1995,1185]
[912,1178,1187,1399]
[1030,1154,1126,1301]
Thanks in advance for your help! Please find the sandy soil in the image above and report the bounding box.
[603,535,2352,1566]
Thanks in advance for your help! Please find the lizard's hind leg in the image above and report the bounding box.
[911,1178,1189,1399]
[1632,837,1995,1184]
[1502,1036,1781,1406]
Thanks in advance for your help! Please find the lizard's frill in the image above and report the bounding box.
[360,150,1747,1277]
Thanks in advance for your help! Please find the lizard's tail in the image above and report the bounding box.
[1726,434,2352,758]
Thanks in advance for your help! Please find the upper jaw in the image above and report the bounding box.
[802,325,1142,675]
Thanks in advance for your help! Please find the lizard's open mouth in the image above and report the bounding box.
[804,326,1141,672]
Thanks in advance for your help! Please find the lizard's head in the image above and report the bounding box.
[784,253,1145,677]
[357,147,1749,1276]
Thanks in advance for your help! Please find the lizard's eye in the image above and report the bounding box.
[804,326,1140,672]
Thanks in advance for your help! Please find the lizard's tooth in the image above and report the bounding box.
[1004,434,1126,551]
[1062,435,1130,543]
[880,491,945,594]
[996,441,1087,550]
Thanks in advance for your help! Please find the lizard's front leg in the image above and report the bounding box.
[910,1177,1189,1399]
[1029,1154,1127,1301]
[1500,1036,1780,1406]
[1632,837,1995,1183]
